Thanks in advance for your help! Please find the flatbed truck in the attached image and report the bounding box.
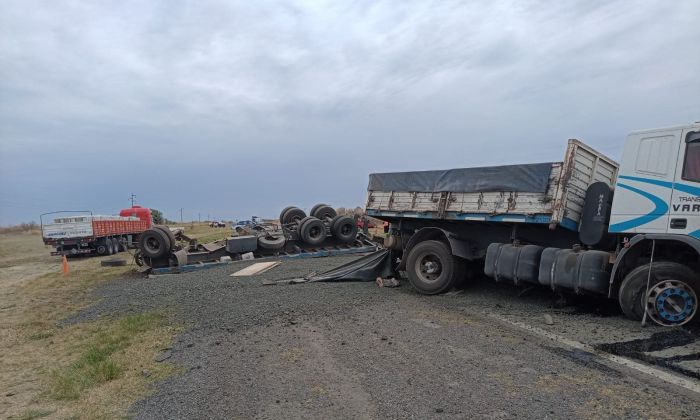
[366,123,700,327]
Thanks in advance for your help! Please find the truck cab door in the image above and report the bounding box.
[609,129,683,234]
[669,129,700,238]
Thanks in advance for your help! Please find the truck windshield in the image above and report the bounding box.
[682,140,700,182]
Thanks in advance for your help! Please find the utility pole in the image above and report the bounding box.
[198,212,201,223]
[180,208,183,222]
[129,193,136,207]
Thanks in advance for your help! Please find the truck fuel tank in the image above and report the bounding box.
[538,247,611,295]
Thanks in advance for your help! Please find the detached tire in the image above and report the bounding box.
[298,216,326,246]
[331,215,357,243]
[281,207,307,225]
[139,229,171,259]
[618,261,698,325]
[258,234,286,250]
[101,259,127,267]
[406,240,465,295]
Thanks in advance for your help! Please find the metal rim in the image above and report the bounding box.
[645,279,697,326]
[144,236,162,254]
[307,223,324,240]
[414,251,443,283]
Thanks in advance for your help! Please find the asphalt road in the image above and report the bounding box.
[74,255,700,419]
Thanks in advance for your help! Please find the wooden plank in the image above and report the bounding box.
[230,261,281,277]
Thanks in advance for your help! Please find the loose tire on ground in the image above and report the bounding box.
[101,259,127,267]
[311,205,337,220]
[139,228,171,259]
[618,261,698,326]
[258,234,286,250]
[330,215,357,242]
[281,207,307,225]
[406,240,465,295]
[298,216,326,246]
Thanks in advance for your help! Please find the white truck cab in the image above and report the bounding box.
[610,122,700,237]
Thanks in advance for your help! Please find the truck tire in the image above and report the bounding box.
[139,229,171,259]
[96,240,109,256]
[154,225,177,249]
[106,238,115,255]
[282,207,307,225]
[279,206,296,224]
[406,240,465,295]
[258,234,286,250]
[311,204,336,220]
[111,238,120,254]
[618,261,698,326]
[298,216,326,246]
[330,215,357,242]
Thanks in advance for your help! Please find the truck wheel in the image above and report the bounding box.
[139,229,171,259]
[299,216,326,246]
[279,206,296,224]
[258,234,286,250]
[619,262,698,326]
[311,204,336,220]
[111,238,120,254]
[282,207,307,225]
[154,225,177,249]
[406,240,465,295]
[331,215,357,242]
[96,241,109,256]
[106,238,115,255]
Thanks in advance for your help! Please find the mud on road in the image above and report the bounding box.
[73,255,700,419]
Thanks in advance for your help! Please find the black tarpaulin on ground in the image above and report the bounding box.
[367,162,554,193]
[306,249,394,282]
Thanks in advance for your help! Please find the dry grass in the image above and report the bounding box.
[170,221,232,244]
[0,231,180,419]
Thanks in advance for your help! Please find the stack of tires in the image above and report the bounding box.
[279,204,358,246]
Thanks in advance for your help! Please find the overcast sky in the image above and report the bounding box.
[1,0,698,224]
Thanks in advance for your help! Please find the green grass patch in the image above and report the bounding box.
[49,313,164,400]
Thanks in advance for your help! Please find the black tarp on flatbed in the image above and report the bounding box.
[368,162,554,194]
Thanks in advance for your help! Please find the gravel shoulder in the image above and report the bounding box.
[73,255,700,419]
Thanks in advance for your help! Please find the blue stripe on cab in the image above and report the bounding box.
[608,183,669,232]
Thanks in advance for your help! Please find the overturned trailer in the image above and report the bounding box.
[138,204,378,273]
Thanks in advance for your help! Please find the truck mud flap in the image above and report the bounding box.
[306,249,394,282]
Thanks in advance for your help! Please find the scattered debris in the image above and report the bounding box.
[154,350,172,362]
[241,252,255,261]
[543,314,554,325]
[220,256,232,262]
[376,276,400,288]
[231,261,281,277]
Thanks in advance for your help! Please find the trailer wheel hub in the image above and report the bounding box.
[646,280,697,326]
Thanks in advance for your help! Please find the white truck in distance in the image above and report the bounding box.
[367,123,700,327]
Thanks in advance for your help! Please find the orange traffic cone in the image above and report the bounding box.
[62,255,69,275]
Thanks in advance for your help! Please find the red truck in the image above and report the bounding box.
[41,206,152,256]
